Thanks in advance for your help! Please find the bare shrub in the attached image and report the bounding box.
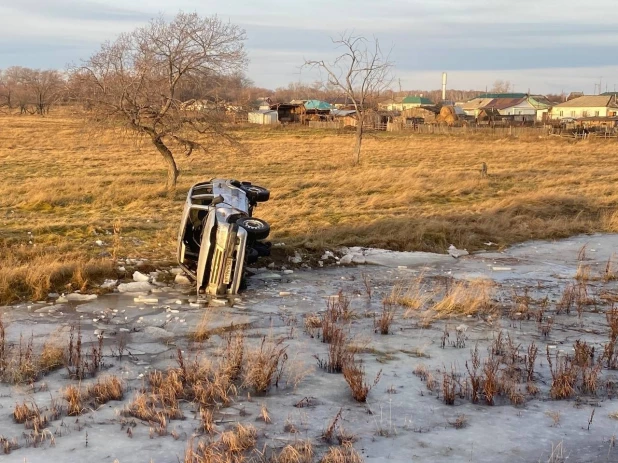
[316,324,350,373]
[465,344,482,404]
[546,410,561,427]
[538,317,554,338]
[482,355,500,405]
[221,331,245,381]
[322,408,343,443]
[258,403,271,424]
[525,342,538,383]
[0,316,5,373]
[442,370,457,405]
[342,360,381,402]
[361,272,372,300]
[199,407,216,434]
[556,284,575,314]
[575,264,591,282]
[322,292,353,343]
[604,254,618,282]
[547,347,578,400]
[0,435,19,454]
[449,414,468,429]
[374,301,395,335]
[66,323,103,380]
[605,306,618,369]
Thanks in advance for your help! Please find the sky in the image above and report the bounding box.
[1,0,618,94]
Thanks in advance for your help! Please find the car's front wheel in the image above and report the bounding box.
[237,217,270,240]
[244,185,270,203]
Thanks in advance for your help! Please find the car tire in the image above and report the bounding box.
[244,185,270,202]
[237,217,270,240]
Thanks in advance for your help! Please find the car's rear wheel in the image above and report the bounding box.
[237,217,270,240]
[244,185,270,202]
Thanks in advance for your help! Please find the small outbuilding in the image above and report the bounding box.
[248,110,279,125]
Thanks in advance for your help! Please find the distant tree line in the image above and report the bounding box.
[0,67,66,114]
[2,65,562,114]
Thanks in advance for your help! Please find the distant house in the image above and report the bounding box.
[457,98,494,118]
[304,100,332,111]
[399,106,439,124]
[483,97,552,122]
[458,94,552,121]
[476,92,529,99]
[551,95,618,119]
[328,97,353,109]
[380,96,434,111]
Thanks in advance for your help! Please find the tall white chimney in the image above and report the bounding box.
[442,72,447,101]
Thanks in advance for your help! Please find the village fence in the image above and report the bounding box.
[386,122,551,138]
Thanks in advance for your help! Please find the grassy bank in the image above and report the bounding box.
[1,111,618,303]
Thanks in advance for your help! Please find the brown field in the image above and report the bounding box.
[1,110,618,304]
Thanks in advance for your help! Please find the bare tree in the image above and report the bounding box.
[0,67,24,110]
[305,33,393,165]
[490,80,513,93]
[0,67,65,114]
[19,68,65,114]
[71,12,246,188]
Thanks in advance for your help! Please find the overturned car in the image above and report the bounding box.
[177,179,271,300]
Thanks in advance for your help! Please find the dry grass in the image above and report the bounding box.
[321,443,364,463]
[185,423,257,463]
[190,311,212,343]
[385,276,433,317]
[13,401,40,424]
[87,375,124,405]
[242,336,288,393]
[432,279,496,318]
[64,385,83,416]
[275,440,314,463]
[3,112,618,304]
[38,342,65,373]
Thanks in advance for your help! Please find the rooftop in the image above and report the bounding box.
[476,93,529,99]
[554,95,618,108]
[402,96,434,105]
[304,100,332,111]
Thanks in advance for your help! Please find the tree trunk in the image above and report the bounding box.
[151,136,179,189]
[353,115,364,165]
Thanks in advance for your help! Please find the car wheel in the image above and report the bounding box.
[244,185,270,202]
[237,217,270,240]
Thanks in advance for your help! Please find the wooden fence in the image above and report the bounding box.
[386,123,551,138]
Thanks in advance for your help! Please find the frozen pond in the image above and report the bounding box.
[2,234,618,462]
